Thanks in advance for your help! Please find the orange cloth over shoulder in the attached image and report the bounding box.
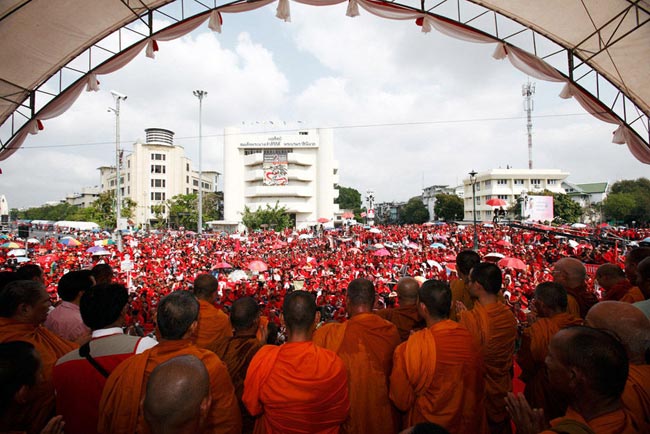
[194,299,232,348]
[517,312,582,420]
[460,302,517,427]
[389,320,488,434]
[541,407,640,434]
[622,364,650,432]
[375,305,425,342]
[243,341,349,434]
[621,286,645,303]
[0,318,78,434]
[450,279,474,322]
[98,339,241,434]
[314,313,401,434]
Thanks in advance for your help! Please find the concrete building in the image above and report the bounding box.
[564,181,609,223]
[422,184,463,221]
[463,168,569,221]
[65,186,101,208]
[99,128,218,227]
[223,127,340,229]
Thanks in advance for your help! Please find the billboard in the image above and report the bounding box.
[263,151,288,186]
[522,195,554,222]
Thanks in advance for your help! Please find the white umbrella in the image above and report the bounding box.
[426,260,443,271]
[27,238,40,244]
[7,249,27,257]
[369,228,381,234]
[571,223,587,229]
[298,234,313,240]
[228,269,249,282]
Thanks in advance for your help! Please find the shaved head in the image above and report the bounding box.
[143,355,211,434]
[397,277,419,305]
[283,290,317,332]
[585,301,650,365]
[553,257,586,288]
[193,274,218,299]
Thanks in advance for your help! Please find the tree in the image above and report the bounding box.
[168,194,198,229]
[335,186,362,210]
[241,202,292,231]
[434,194,463,221]
[604,178,650,224]
[399,197,429,224]
[552,193,583,223]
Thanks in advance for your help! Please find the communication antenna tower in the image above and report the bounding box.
[522,81,535,169]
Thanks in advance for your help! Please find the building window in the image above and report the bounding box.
[150,192,166,201]
[151,179,166,188]
[475,183,481,192]
[202,182,210,189]
[127,160,130,168]
[498,195,508,200]
[548,179,557,185]
[127,187,130,194]
[514,179,524,185]
[186,163,190,171]
[531,179,541,185]
[151,153,166,161]
[151,165,166,174]
[186,176,189,183]
[186,188,189,194]
[484,180,492,188]
[244,149,263,156]
[299,131,308,135]
[497,179,508,185]
[193,180,199,186]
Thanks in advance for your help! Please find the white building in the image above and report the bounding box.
[223,127,340,229]
[463,168,569,221]
[65,186,101,208]
[99,128,218,227]
[422,184,463,221]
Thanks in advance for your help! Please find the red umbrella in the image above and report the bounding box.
[248,260,268,272]
[214,261,233,269]
[485,198,507,207]
[317,217,330,223]
[498,257,527,271]
[342,212,354,219]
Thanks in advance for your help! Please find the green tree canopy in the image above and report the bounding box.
[241,202,292,231]
[552,193,583,223]
[604,178,650,224]
[335,186,362,210]
[399,197,430,224]
[168,194,199,230]
[434,193,463,221]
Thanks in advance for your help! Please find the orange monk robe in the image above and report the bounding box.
[540,407,640,434]
[194,299,232,348]
[620,286,645,303]
[0,318,78,434]
[389,320,488,434]
[98,339,241,434]
[517,312,582,420]
[314,313,401,434]
[565,284,598,319]
[622,364,650,432]
[376,304,425,342]
[460,302,517,432]
[243,341,349,434]
[208,334,263,434]
[450,279,474,321]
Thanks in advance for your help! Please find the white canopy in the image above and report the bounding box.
[54,220,100,231]
[0,0,648,161]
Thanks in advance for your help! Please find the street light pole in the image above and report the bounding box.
[193,90,207,235]
[109,90,127,251]
[469,170,478,251]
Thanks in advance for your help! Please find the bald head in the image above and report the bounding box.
[586,301,650,365]
[625,247,650,285]
[595,263,626,291]
[397,277,419,306]
[637,257,650,299]
[534,282,567,317]
[553,258,586,288]
[143,355,211,434]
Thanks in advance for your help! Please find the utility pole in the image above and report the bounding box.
[193,90,207,235]
[109,90,127,251]
[522,81,535,170]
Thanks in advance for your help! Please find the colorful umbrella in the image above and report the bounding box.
[1,242,21,249]
[373,248,390,257]
[87,246,107,254]
[485,198,507,207]
[0,234,9,240]
[214,261,233,269]
[430,242,446,249]
[96,239,117,246]
[498,257,527,271]
[59,238,81,247]
[248,260,268,272]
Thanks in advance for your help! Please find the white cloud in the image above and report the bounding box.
[1,2,648,210]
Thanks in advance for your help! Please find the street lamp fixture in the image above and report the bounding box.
[469,170,478,251]
[193,90,207,234]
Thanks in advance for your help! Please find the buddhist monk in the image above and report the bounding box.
[596,263,644,303]
[516,282,582,421]
[376,277,425,342]
[507,326,640,433]
[450,250,480,321]
[625,247,650,290]
[0,280,77,434]
[315,278,401,434]
[585,301,650,432]
[390,279,487,433]
[207,296,264,434]
[243,290,349,434]
[636,257,650,317]
[0,341,65,434]
[458,262,517,434]
[193,273,232,348]
[98,290,241,434]
[143,355,212,434]
[552,258,597,318]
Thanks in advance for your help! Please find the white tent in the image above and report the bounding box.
[54,221,100,231]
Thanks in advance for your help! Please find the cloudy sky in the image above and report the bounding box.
[1,2,648,210]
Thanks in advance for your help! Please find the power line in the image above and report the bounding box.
[19,111,596,150]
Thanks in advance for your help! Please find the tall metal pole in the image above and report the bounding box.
[109,91,127,251]
[469,170,478,251]
[193,90,207,234]
[522,81,535,170]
